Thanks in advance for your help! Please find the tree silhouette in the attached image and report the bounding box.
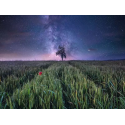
[56,45,66,61]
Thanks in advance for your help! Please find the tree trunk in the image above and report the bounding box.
[62,56,63,61]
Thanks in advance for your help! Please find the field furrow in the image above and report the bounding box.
[0,61,56,108]
[0,61,125,109]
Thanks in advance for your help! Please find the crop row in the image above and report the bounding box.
[0,61,56,108]
[4,62,125,109]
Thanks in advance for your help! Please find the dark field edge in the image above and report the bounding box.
[0,61,56,81]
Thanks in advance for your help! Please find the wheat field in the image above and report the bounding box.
[0,60,125,109]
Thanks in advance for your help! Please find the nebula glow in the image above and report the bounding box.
[0,15,125,61]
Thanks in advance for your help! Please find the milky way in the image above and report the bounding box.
[0,15,125,61]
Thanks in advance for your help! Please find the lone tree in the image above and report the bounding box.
[56,45,66,61]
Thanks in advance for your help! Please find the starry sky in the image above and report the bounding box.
[0,15,125,61]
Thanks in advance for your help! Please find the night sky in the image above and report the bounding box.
[0,15,125,61]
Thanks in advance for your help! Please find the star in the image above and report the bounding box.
[0,15,125,61]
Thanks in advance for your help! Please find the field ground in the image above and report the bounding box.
[0,60,125,109]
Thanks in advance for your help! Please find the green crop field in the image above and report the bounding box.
[0,60,125,109]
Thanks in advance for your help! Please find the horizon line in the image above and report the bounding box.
[0,59,125,61]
